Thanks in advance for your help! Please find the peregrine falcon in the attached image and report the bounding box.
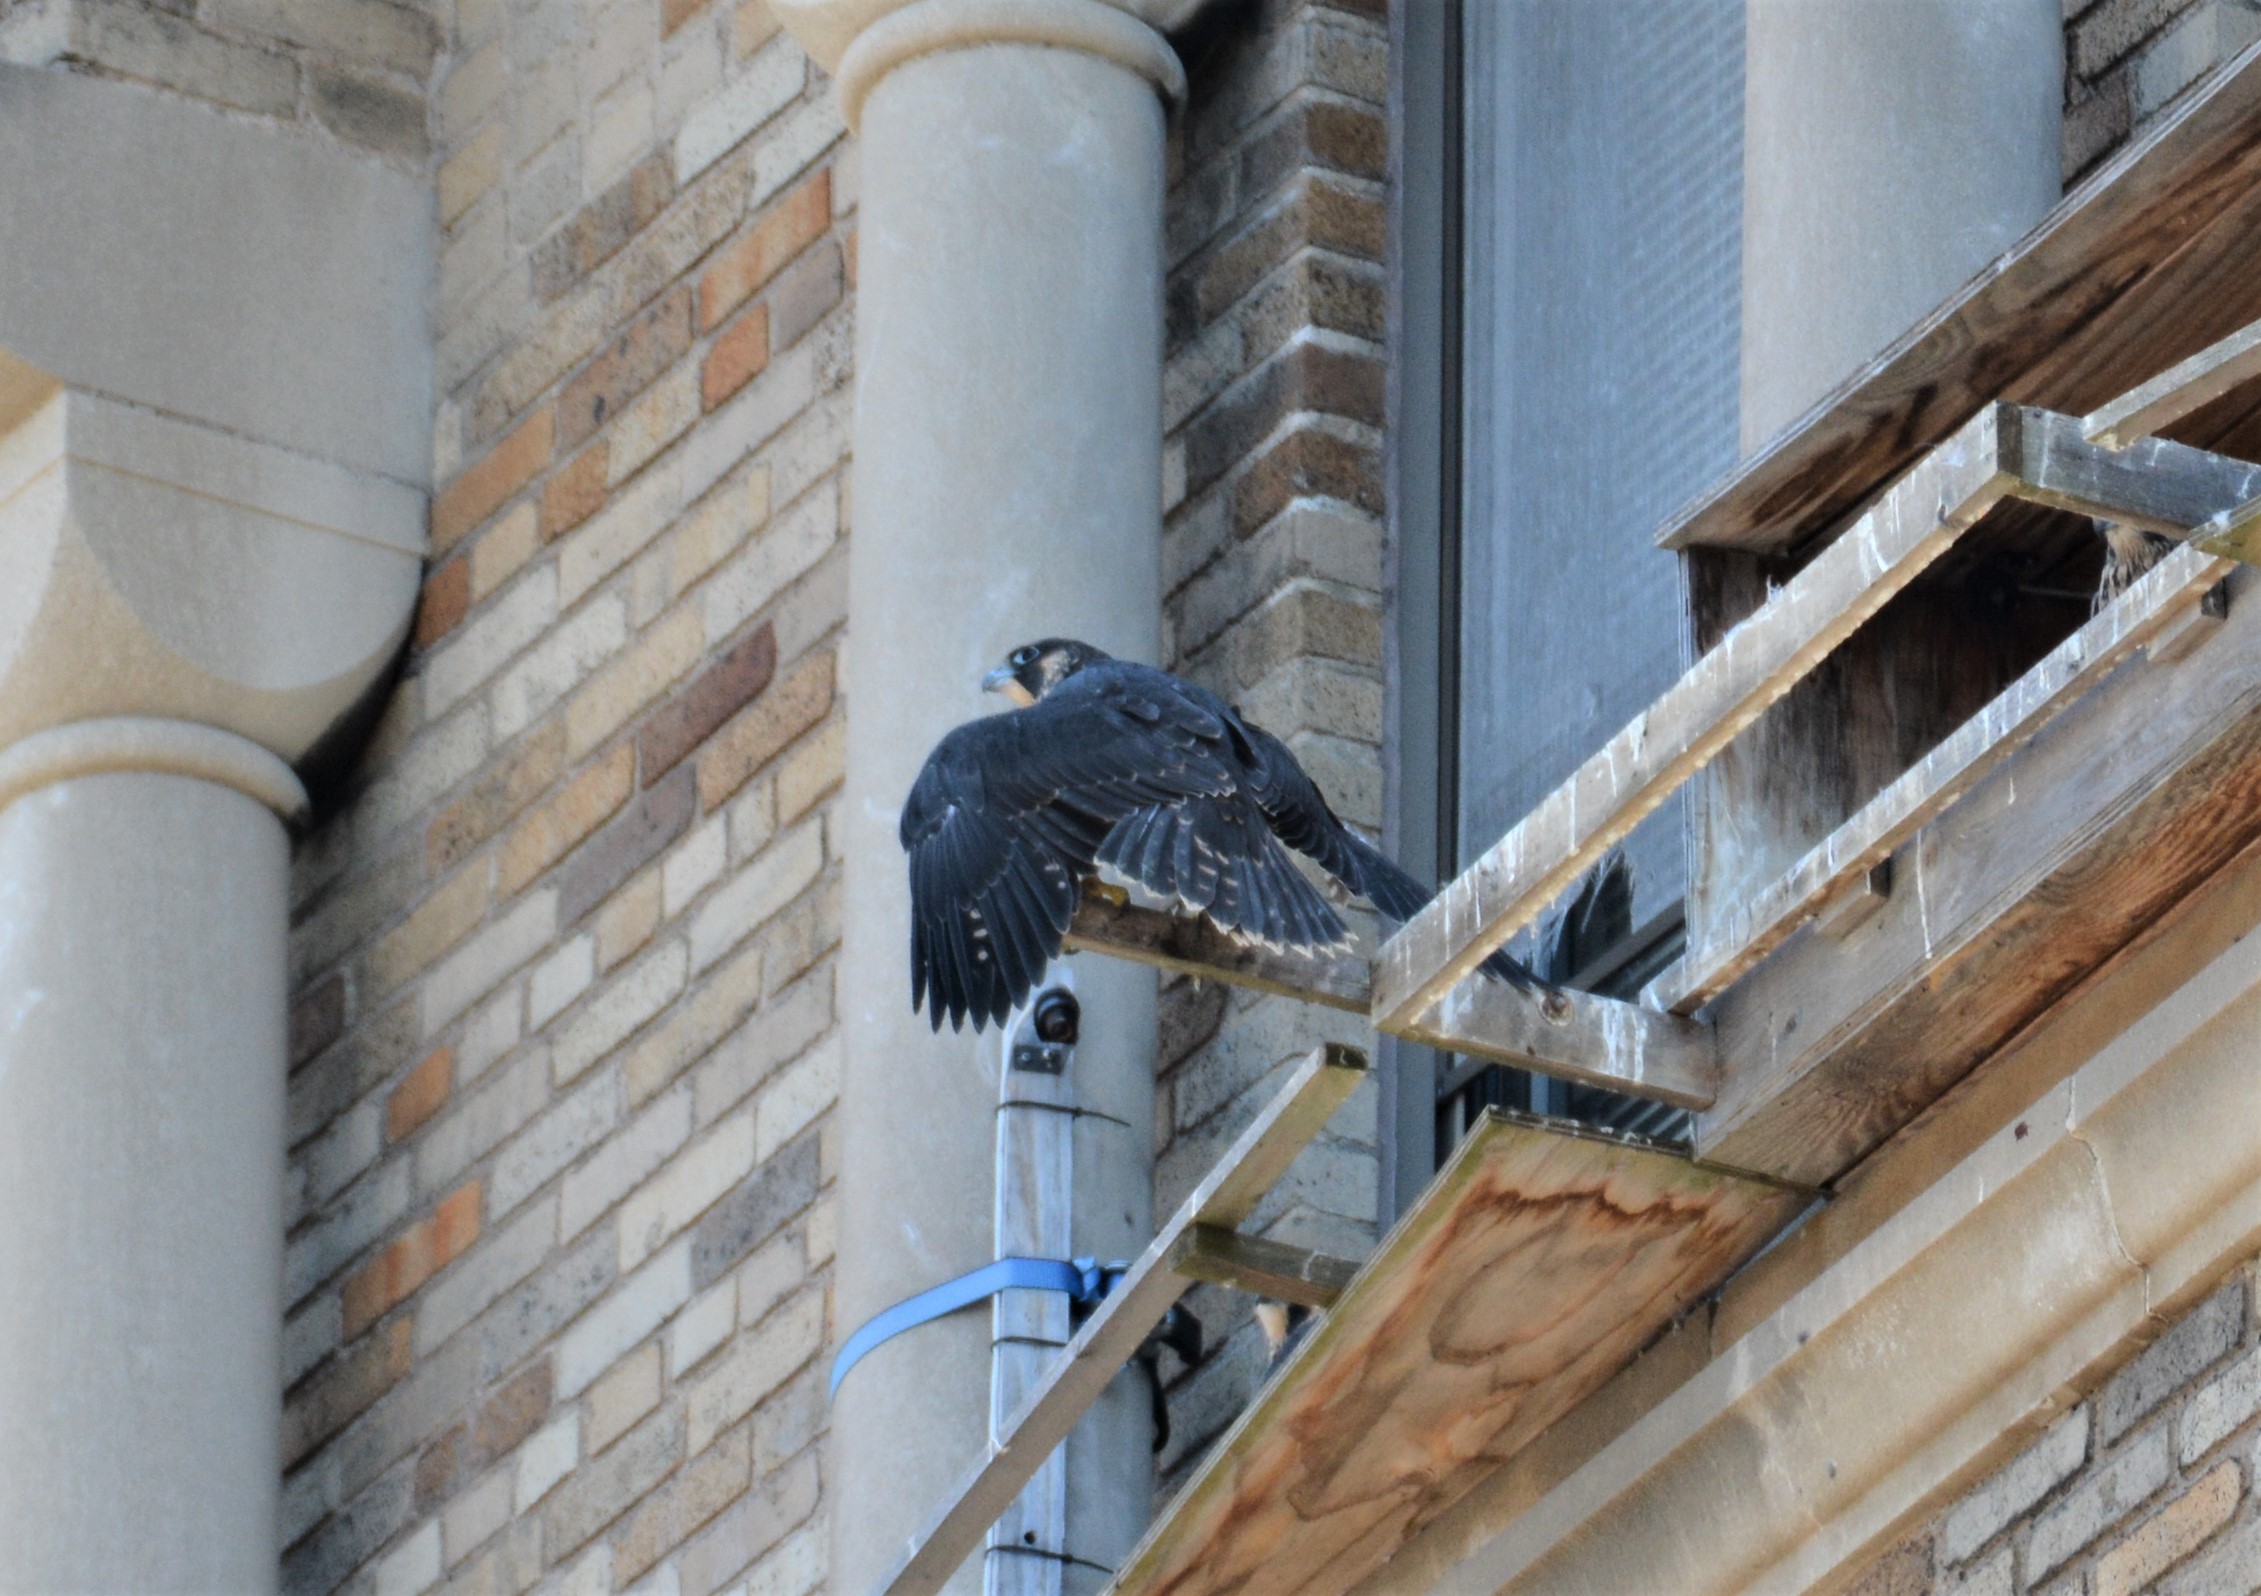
[900,638,1544,1032]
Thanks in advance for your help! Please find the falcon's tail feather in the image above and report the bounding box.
[1336,832,1548,994]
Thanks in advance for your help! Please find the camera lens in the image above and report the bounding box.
[1031,988,1080,1045]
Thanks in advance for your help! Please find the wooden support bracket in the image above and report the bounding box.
[875,1043,1370,1596]
[1066,898,1716,1108]
[2083,314,2261,449]
[1168,1226,1359,1310]
[2002,405,2261,535]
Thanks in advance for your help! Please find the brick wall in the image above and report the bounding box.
[1149,0,1393,1497]
[1841,1259,2261,1596]
[2063,0,2261,180]
[280,2,852,1591]
[0,0,441,165]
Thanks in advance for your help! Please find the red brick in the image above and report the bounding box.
[342,1182,483,1339]
[542,438,611,542]
[698,169,831,330]
[387,1047,453,1143]
[413,555,471,648]
[638,622,777,782]
[701,303,769,410]
[559,286,692,449]
[283,1316,413,1468]
[432,406,555,553]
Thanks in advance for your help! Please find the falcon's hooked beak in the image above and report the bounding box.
[982,664,1037,707]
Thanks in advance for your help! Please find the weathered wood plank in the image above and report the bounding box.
[1649,542,2238,1013]
[1392,972,1719,1109]
[1168,1226,1360,1310]
[2085,315,2261,448]
[1067,899,1717,1108]
[1373,407,2018,1032]
[1063,897,1367,1013]
[1658,39,2261,554]
[2003,405,2261,533]
[880,1044,1370,1596]
[2192,491,2261,567]
[1105,1112,1810,1596]
[1697,562,2261,1186]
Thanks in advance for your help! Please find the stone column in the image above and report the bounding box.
[1741,0,2062,449]
[0,723,303,1588]
[0,65,429,1589]
[770,1,1187,1588]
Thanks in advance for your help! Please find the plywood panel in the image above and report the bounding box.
[1106,1113,1809,1596]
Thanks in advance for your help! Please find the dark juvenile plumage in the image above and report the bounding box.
[900,638,1543,1032]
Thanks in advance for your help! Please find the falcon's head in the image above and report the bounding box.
[981,638,1109,707]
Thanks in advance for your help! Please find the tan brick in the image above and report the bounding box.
[417,1359,555,1511]
[499,743,636,897]
[656,465,771,609]
[773,713,842,823]
[596,870,665,971]
[613,1425,752,1582]
[433,406,555,553]
[414,556,472,650]
[695,648,833,810]
[566,602,706,759]
[662,0,709,35]
[542,438,611,543]
[2096,1458,2242,1596]
[387,1047,454,1143]
[733,0,781,57]
[365,861,493,1000]
[556,764,699,925]
[559,285,694,449]
[283,1315,413,1469]
[685,1288,823,1455]
[343,1182,483,1338]
[470,499,541,601]
[586,1340,663,1454]
[703,302,770,409]
[608,365,703,486]
[698,170,831,330]
[426,719,569,877]
[625,940,764,1106]
[439,122,503,228]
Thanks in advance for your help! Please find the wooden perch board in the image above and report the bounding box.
[1650,540,2239,1013]
[2005,405,2261,533]
[1104,1112,1810,1596]
[1065,898,1717,1109]
[1372,405,2020,1034]
[878,1044,1369,1596]
[1658,39,2261,554]
[2084,314,2261,449]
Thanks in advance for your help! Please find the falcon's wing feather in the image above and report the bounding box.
[901,667,1247,1032]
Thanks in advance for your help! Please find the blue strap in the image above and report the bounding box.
[830,1256,1115,1398]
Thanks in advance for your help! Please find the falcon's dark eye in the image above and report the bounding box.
[1010,646,1039,667]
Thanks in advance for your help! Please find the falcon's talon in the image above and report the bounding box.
[899,638,1547,1032]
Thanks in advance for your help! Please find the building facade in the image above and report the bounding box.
[3,0,2261,1592]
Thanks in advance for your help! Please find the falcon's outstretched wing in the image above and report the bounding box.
[900,664,1349,1032]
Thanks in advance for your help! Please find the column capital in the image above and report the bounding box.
[0,358,423,769]
[776,0,1199,129]
[0,718,307,822]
